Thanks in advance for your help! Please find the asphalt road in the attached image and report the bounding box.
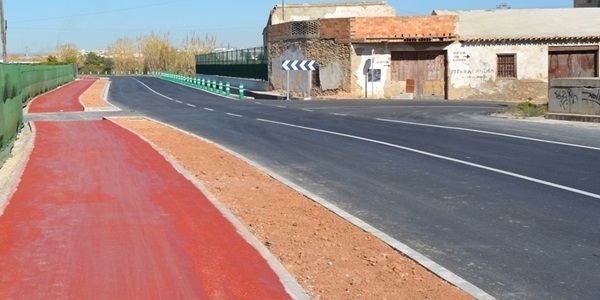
[107,76,600,300]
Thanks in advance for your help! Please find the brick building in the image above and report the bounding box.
[264,2,456,99]
[264,2,600,101]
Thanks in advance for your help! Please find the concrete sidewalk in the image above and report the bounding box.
[0,80,303,299]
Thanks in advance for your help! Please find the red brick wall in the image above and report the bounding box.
[269,23,291,41]
[349,15,456,39]
[320,18,351,40]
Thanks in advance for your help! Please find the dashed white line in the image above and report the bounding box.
[330,113,347,116]
[175,100,183,104]
[186,104,196,108]
[204,108,214,111]
[276,105,287,108]
[302,109,314,112]
[257,118,600,200]
[377,118,600,151]
[226,113,243,117]
[254,102,262,105]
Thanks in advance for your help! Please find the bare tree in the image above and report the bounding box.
[138,32,176,73]
[56,43,79,64]
[108,37,142,74]
[178,33,217,75]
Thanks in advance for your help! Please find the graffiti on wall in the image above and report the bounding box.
[581,89,600,106]
[451,58,494,80]
[553,88,600,111]
[554,89,579,110]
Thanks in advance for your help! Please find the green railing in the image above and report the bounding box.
[0,64,75,166]
[195,47,268,80]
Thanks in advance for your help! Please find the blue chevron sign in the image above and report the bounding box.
[281,60,318,71]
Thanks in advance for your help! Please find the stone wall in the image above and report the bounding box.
[269,39,351,97]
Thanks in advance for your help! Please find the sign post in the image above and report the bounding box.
[282,60,318,100]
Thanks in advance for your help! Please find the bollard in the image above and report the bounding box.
[201,78,206,89]
[239,83,245,100]
[212,80,216,92]
[218,81,223,95]
[225,82,231,97]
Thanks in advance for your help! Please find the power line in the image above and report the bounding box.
[12,0,191,24]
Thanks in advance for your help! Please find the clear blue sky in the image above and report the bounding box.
[5,0,573,54]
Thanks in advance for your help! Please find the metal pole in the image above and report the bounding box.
[0,0,7,63]
[286,70,290,100]
[371,49,375,99]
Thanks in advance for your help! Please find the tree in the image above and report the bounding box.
[108,37,142,74]
[177,33,217,75]
[46,55,59,64]
[79,52,105,74]
[56,43,79,64]
[138,32,176,73]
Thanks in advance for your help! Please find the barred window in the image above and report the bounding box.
[497,54,516,78]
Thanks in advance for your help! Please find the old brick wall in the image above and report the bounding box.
[350,16,456,39]
[269,39,352,97]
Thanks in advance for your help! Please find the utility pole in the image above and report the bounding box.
[0,0,6,63]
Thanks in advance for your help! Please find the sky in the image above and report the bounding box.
[5,0,574,55]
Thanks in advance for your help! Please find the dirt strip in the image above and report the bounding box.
[79,78,473,299]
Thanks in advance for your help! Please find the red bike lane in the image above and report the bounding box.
[0,120,294,299]
[27,78,96,113]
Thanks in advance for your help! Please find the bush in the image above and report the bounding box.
[501,101,547,117]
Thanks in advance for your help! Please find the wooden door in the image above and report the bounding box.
[549,50,597,79]
[391,51,446,99]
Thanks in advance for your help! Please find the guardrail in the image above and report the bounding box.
[159,73,245,100]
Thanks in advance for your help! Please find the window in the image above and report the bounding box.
[497,54,516,78]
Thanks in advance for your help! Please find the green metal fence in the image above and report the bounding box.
[196,47,268,80]
[0,64,75,166]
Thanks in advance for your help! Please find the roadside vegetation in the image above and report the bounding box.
[498,101,548,118]
[47,33,217,76]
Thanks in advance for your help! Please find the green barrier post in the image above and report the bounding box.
[226,82,230,97]
[239,83,244,100]
[212,80,216,92]
[218,81,223,95]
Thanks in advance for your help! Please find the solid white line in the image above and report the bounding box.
[257,118,600,200]
[227,113,243,117]
[132,78,174,100]
[186,103,196,108]
[204,108,214,111]
[377,118,600,151]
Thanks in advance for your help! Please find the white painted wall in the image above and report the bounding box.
[353,44,390,98]
[446,42,548,89]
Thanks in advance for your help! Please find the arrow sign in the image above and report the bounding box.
[282,60,318,71]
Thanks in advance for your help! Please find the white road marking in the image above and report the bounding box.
[175,100,183,104]
[377,118,600,151]
[204,108,214,111]
[302,109,314,112]
[132,78,174,100]
[257,118,600,200]
[186,104,196,107]
[227,113,243,117]
[330,113,347,116]
[276,105,286,108]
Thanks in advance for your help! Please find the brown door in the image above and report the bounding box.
[549,50,598,79]
[391,51,446,99]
